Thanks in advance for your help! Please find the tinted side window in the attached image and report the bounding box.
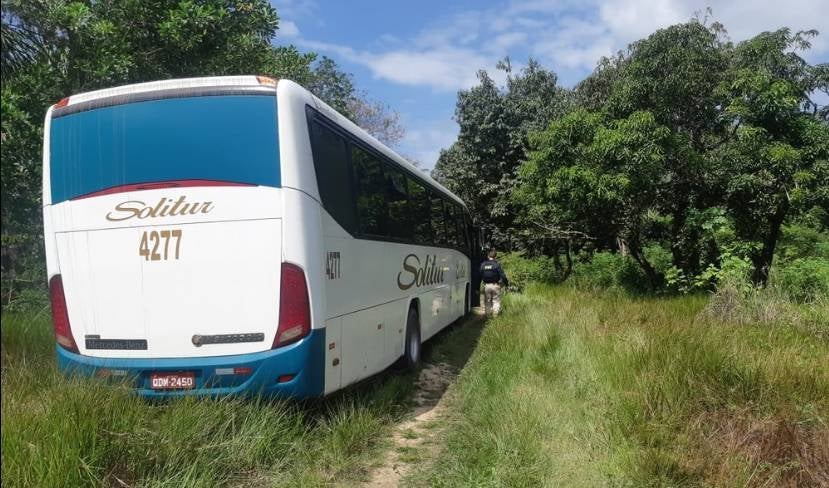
[431,193,447,245]
[386,166,411,240]
[352,145,388,237]
[444,202,458,247]
[408,178,432,245]
[461,211,472,252]
[309,120,356,233]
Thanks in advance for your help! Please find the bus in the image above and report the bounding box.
[42,76,481,398]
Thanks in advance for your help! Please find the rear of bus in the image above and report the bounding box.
[42,76,324,398]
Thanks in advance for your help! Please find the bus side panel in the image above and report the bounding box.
[385,300,407,367]
[324,317,342,394]
[419,283,449,341]
[341,306,385,387]
[339,297,409,388]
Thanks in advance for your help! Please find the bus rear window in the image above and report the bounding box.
[49,95,279,203]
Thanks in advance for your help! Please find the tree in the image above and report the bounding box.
[433,60,570,248]
[348,95,404,147]
[716,29,829,284]
[587,21,731,277]
[307,56,355,117]
[304,56,405,146]
[518,110,679,289]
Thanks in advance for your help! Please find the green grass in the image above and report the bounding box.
[0,311,478,488]
[4,287,827,487]
[412,284,829,487]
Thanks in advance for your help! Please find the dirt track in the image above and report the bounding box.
[364,311,484,487]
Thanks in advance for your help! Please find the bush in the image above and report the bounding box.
[571,251,647,293]
[571,252,624,289]
[777,224,829,262]
[773,257,829,303]
[3,287,48,313]
[498,252,558,290]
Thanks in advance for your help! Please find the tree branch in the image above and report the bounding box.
[531,220,595,240]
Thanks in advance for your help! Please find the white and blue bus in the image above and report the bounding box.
[42,76,480,398]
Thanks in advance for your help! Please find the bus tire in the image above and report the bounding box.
[398,306,421,370]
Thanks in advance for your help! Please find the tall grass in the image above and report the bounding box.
[416,284,829,487]
[1,312,425,487]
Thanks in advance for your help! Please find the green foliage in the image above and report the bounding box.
[519,108,681,289]
[510,20,829,292]
[433,59,571,246]
[571,252,627,289]
[778,223,829,261]
[497,252,558,290]
[570,251,649,293]
[714,29,829,284]
[773,257,829,303]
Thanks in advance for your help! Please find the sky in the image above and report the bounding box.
[271,0,828,169]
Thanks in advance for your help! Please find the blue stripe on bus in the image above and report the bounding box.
[49,95,280,204]
[56,328,326,399]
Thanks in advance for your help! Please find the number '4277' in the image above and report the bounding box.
[139,230,182,261]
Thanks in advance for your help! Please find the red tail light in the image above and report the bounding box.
[273,263,311,348]
[49,275,78,353]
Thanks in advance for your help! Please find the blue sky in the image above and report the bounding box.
[271,0,828,169]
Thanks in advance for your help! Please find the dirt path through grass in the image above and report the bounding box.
[364,311,485,487]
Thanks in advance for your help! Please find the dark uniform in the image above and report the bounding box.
[480,258,508,316]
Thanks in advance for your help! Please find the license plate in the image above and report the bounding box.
[150,372,195,390]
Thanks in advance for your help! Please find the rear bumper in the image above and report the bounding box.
[56,328,326,399]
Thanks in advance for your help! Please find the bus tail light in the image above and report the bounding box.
[49,275,79,353]
[273,263,310,348]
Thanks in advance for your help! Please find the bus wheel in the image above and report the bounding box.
[398,306,421,370]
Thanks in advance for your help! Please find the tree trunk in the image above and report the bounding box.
[616,236,628,256]
[563,239,573,280]
[552,241,563,275]
[752,198,789,286]
[628,241,663,291]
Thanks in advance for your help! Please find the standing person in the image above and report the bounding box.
[480,249,509,317]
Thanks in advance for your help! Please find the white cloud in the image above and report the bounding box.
[271,0,316,18]
[299,39,490,92]
[279,20,300,38]
[282,0,828,92]
[493,32,529,51]
[366,49,489,90]
[399,119,460,169]
[598,0,685,40]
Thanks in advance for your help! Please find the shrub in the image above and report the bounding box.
[571,251,648,293]
[498,252,558,290]
[4,287,48,313]
[571,251,625,289]
[773,257,829,303]
[777,224,829,261]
